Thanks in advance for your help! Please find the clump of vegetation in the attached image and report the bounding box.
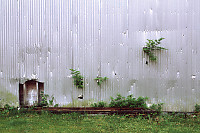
[38,91,49,107]
[143,38,167,61]
[91,101,108,107]
[0,104,19,116]
[149,103,164,114]
[109,94,148,108]
[94,76,108,86]
[91,94,164,112]
[70,69,84,88]
[195,104,200,112]
[38,91,56,107]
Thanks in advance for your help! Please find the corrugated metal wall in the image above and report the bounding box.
[0,0,200,111]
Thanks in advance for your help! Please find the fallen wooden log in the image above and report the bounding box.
[0,107,159,116]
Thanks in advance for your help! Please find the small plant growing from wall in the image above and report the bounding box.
[70,69,84,88]
[143,38,167,61]
[94,76,108,86]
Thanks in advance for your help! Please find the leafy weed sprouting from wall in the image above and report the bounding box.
[143,38,167,61]
[70,69,84,88]
[94,76,108,86]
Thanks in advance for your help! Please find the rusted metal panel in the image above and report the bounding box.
[25,80,38,106]
[0,0,200,111]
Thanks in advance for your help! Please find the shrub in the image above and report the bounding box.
[109,94,148,108]
[109,94,126,107]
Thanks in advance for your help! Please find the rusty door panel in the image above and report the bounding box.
[25,81,37,106]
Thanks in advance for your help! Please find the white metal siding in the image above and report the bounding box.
[0,0,200,111]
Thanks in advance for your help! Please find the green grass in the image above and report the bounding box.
[0,112,200,133]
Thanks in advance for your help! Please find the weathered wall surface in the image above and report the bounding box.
[0,0,200,111]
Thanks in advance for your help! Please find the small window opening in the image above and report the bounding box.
[19,80,44,107]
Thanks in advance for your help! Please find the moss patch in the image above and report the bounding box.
[0,90,18,108]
